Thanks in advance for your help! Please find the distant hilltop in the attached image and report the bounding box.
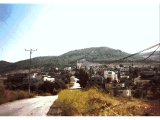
[0,47,159,74]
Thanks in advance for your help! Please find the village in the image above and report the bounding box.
[1,59,160,100]
[1,2,160,116]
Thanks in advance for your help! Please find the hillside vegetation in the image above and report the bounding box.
[0,47,150,73]
[60,47,129,62]
[0,85,35,104]
[0,74,35,104]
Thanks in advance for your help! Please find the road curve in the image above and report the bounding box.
[0,95,58,116]
[70,82,81,90]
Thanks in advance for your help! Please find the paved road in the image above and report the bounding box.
[0,95,58,116]
[0,82,80,116]
[70,82,81,89]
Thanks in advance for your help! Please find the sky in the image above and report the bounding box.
[0,2,159,62]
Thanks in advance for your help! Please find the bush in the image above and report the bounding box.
[16,90,34,99]
[38,81,67,95]
[5,90,17,102]
[5,90,35,102]
[0,85,6,104]
[40,92,52,96]
[38,81,55,94]
[56,80,67,89]
[0,89,35,104]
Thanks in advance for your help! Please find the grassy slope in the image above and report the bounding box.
[47,88,155,116]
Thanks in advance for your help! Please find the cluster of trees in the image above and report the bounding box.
[38,80,67,95]
[132,78,160,99]
[75,66,160,100]
[75,69,89,88]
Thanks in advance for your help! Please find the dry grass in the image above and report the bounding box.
[0,85,35,104]
[0,78,35,104]
[5,90,35,102]
[102,97,150,116]
[39,92,52,96]
[0,85,6,104]
[144,100,160,116]
[48,88,118,116]
[48,87,153,116]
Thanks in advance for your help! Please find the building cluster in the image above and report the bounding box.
[1,59,160,98]
[2,67,76,92]
[76,59,160,98]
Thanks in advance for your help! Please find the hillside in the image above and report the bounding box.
[60,47,143,63]
[0,47,146,74]
[0,61,11,68]
[0,61,12,73]
[141,51,160,61]
[0,56,58,74]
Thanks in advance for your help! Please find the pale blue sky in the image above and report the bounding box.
[0,4,159,62]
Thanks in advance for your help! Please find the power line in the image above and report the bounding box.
[159,4,160,66]
[115,43,160,62]
[140,46,160,62]
[25,49,37,94]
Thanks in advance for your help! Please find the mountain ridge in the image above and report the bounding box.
[0,47,157,74]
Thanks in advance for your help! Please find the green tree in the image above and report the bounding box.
[76,69,89,88]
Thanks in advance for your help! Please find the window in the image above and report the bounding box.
[108,72,112,74]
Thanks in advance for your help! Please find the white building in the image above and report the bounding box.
[104,71,118,82]
[70,76,79,83]
[42,75,55,82]
[64,67,72,71]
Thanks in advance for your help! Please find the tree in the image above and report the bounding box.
[38,81,55,94]
[119,64,124,67]
[75,69,89,88]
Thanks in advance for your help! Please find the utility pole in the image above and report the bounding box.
[25,49,37,94]
[89,66,92,80]
[0,47,2,60]
[159,4,160,71]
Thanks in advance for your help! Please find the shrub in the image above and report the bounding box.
[5,90,17,102]
[0,85,6,104]
[16,90,34,99]
[56,80,67,89]
[5,90,35,102]
[40,92,52,96]
[0,89,35,104]
[38,81,67,95]
[38,81,55,93]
